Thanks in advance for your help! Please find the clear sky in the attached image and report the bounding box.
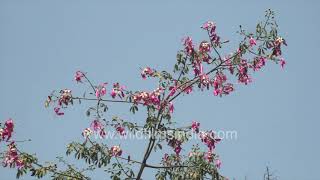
[1,0,319,180]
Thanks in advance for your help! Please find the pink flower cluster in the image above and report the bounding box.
[269,37,287,57]
[52,89,73,116]
[2,142,24,169]
[81,120,106,139]
[212,72,234,96]
[249,37,257,47]
[111,82,125,99]
[141,67,154,79]
[0,119,14,141]
[95,83,107,98]
[167,138,182,156]
[74,71,85,83]
[132,88,163,106]
[90,120,106,138]
[238,59,252,85]
[191,121,200,133]
[199,41,211,53]
[115,125,126,136]
[110,145,122,157]
[201,21,220,45]
[182,37,194,55]
[58,89,72,106]
[251,57,266,71]
[199,131,221,152]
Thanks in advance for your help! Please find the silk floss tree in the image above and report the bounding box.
[0,9,287,180]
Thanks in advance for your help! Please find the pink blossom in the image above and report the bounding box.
[2,142,23,169]
[280,58,286,69]
[225,57,234,74]
[199,131,221,151]
[74,71,85,83]
[183,86,193,94]
[58,89,72,106]
[205,151,214,162]
[116,126,126,136]
[91,120,103,132]
[111,82,125,99]
[141,67,154,79]
[200,74,210,88]
[201,21,215,30]
[182,36,194,55]
[99,128,106,139]
[132,88,163,107]
[201,21,220,45]
[54,107,64,116]
[169,85,177,96]
[222,83,234,95]
[174,145,182,156]
[1,119,14,141]
[199,41,211,53]
[215,159,222,169]
[212,72,231,96]
[193,62,203,76]
[89,120,106,138]
[252,57,266,71]
[249,37,257,47]
[191,121,200,133]
[238,60,252,85]
[95,83,107,98]
[169,102,174,114]
[168,138,182,156]
[110,145,122,157]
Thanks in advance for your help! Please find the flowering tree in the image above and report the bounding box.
[0,9,287,180]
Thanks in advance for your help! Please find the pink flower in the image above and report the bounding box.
[1,119,14,141]
[2,142,24,169]
[141,67,154,79]
[200,74,210,88]
[58,89,72,106]
[95,83,107,98]
[110,82,125,99]
[252,57,266,71]
[193,62,203,77]
[222,83,234,95]
[110,146,122,157]
[183,86,193,94]
[169,102,174,114]
[191,121,200,133]
[91,120,103,132]
[169,85,177,96]
[54,107,64,116]
[280,58,286,69]
[74,71,84,83]
[90,120,106,138]
[238,59,252,85]
[215,159,222,169]
[201,21,220,45]
[225,57,234,74]
[182,36,194,55]
[99,128,106,138]
[201,21,215,30]
[116,126,126,136]
[199,41,211,53]
[249,37,257,47]
[174,145,182,156]
[199,131,221,151]
[168,138,182,156]
[205,151,214,162]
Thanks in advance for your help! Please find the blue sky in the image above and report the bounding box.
[1,0,319,179]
